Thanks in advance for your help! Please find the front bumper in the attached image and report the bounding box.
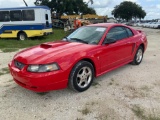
[8,61,68,92]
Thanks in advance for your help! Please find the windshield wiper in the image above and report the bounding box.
[70,38,88,44]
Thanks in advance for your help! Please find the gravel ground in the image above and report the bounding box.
[0,27,160,120]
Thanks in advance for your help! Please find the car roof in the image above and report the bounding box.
[87,23,126,28]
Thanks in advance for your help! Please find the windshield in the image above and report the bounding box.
[65,26,107,44]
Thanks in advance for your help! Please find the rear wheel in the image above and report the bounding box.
[131,46,143,65]
[18,33,27,41]
[69,61,94,92]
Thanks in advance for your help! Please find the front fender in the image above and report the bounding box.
[57,51,101,78]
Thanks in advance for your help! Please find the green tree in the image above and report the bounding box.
[112,1,146,21]
[34,0,96,15]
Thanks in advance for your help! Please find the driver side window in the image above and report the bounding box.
[106,27,128,42]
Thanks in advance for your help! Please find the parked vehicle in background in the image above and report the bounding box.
[125,21,135,26]
[149,22,156,28]
[9,23,147,92]
[135,22,144,27]
[144,22,154,28]
[151,22,160,29]
[52,19,65,29]
[0,6,52,40]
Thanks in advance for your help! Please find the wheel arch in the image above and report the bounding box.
[81,58,96,77]
[17,31,27,38]
[139,43,145,52]
[70,58,97,78]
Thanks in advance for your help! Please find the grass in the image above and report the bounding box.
[132,105,146,119]
[2,93,7,98]
[108,82,113,85]
[1,48,20,53]
[7,79,13,83]
[0,29,70,52]
[0,67,10,76]
[132,105,160,120]
[141,85,151,92]
[95,115,108,120]
[86,101,98,106]
[111,78,114,82]
[78,106,91,115]
[4,84,11,87]
[108,78,115,86]
[37,92,49,96]
[124,85,148,98]
[76,118,84,120]
[81,107,91,115]
[92,81,101,87]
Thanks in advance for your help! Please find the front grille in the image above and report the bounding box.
[14,60,25,70]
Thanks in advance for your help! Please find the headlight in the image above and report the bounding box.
[27,63,60,72]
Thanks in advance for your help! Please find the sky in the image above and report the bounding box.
[0,0,160,20]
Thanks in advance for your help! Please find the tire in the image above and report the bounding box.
[131,46,143,65]
[18,33,27,41]
[69,61,94,92]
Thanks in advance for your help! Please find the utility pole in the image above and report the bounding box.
[23,0,28,7]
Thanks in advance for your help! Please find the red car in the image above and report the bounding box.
[8,23,147,92]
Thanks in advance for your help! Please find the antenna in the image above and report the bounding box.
[23,0,28,7]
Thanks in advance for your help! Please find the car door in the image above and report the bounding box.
[100,26,134,73]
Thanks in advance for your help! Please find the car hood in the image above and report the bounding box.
[14,41,95,64]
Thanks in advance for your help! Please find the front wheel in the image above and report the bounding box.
[131,46,143,65]
[69,61,94,92]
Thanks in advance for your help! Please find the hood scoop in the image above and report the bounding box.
[40,43,52,48]
[40,42,69,49]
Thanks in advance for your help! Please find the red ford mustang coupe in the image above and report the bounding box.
[9,23,147,92]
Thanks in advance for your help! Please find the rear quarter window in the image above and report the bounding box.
[126,28,134,37]
[106,27,128,41]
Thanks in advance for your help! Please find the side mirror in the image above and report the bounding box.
[103,37,117,44]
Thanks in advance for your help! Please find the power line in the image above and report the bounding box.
[23,0,28,7]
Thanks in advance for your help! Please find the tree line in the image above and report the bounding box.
[112,1,146,21]
[34,0,96,15]
[34,0,146,21]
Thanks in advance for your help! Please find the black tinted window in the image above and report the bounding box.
[125,28,134,37]
[45,14,48,20]
[10,10,22,21]
[0,11,10,22]
[107,27,128,41]
[22,10,35,21]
